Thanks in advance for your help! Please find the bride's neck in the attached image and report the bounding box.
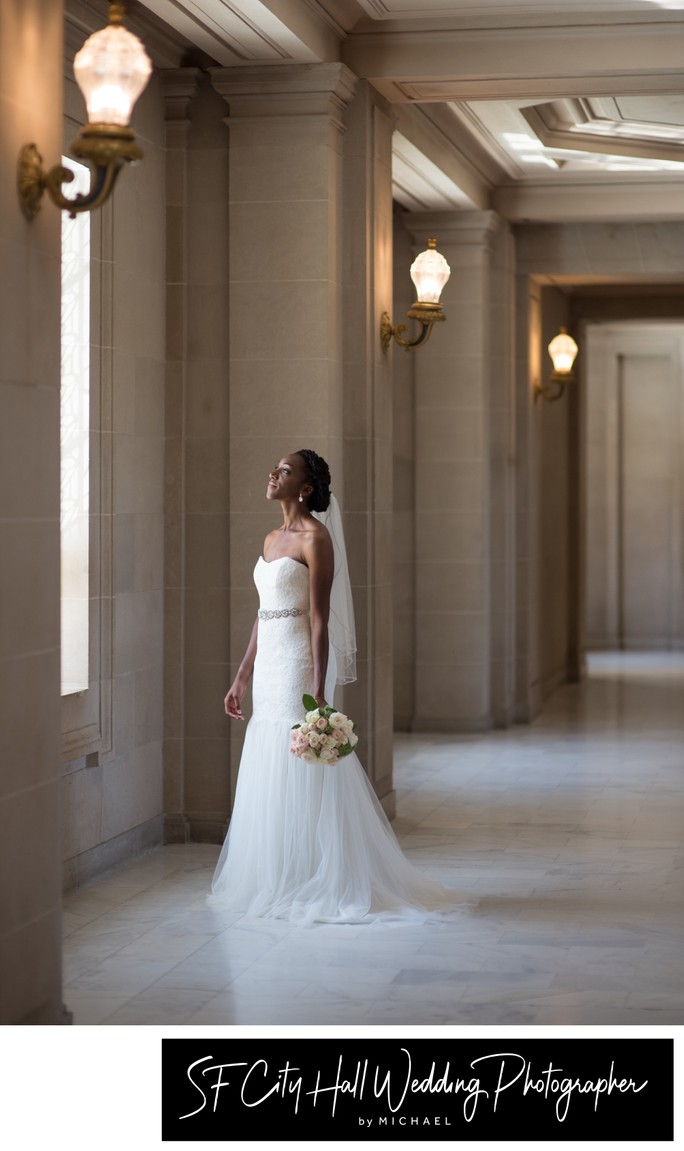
[280,502,311,531]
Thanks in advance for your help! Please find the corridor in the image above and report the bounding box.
[62,653,684,1027]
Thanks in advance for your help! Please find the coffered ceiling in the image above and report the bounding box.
[134,0,684,222]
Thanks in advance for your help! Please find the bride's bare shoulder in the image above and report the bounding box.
[301,520,333,566]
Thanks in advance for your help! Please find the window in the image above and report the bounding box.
[60,157,90,695]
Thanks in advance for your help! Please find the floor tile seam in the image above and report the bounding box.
[107,935,220,967]
[63,916,171,947]
[105,985,222,1008]
[62,881,182,925]
[63,944,205,991]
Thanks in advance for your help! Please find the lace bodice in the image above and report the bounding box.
[254,555,309,613]
[252,557,313,722]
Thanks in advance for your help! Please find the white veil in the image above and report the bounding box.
[312,493,357,685]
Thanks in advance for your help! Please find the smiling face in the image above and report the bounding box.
[266,455,311,504]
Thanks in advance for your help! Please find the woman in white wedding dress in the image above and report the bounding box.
[208,449,461,925]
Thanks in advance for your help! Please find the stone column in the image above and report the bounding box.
[209,66,397,812]
[0,0,64,1024]
[514,273,542,722]
[162,69,199,843]
[341,80,395,811]
[164,69,237,845]
[488,220,517,727]
[405,210,514,732]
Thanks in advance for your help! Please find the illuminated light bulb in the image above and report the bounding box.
[410,238,451,304]
[548,327,578,375]
[74,7,152,128]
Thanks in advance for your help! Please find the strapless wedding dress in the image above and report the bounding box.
[208,556,461,926]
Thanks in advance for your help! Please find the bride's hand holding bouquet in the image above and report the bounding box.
[290,694,358,765]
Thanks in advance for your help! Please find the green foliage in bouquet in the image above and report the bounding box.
[290,695,358,764]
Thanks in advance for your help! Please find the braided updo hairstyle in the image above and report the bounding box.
[295,449,331,513]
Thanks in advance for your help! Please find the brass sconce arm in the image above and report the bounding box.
[380,303,446,352]
[534,371,573,404]
[18,128,143,221]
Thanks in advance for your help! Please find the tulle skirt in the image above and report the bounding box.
[207,715,461,927]
[208,556,467,926]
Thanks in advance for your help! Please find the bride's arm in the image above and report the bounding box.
[224,616,258,719]
[304,532,334,708]
[225,533,274,718]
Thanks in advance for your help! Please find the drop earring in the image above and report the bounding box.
[298,494,304,503]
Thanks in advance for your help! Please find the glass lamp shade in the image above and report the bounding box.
[74,22,152,128]
[548,327,579,374]
[410,238,451,304]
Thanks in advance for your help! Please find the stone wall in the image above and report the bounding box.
[0,0,64,1025]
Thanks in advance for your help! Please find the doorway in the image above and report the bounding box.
[584,322,684,653]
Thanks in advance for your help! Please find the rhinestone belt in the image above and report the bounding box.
[258,607,308,621]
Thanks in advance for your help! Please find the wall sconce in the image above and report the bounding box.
[18,3,152,221]
[534,327,579,403]
[381,238,451,351]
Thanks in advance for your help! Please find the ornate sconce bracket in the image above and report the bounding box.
[380,304,446,352]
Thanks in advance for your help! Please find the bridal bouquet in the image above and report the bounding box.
[290,694,358,765]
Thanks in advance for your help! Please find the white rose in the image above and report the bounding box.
[308,732,321,748]
[329,712,345,728]
[319,747,335,762]
[301,749,318,763]
[305,710,320,724]
[349,731,358,747]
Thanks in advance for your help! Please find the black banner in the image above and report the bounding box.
[161,1037,673,1142]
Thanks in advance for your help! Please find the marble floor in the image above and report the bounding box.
[62,652,684,1027]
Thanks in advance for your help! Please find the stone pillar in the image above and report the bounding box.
[392,209,417,732]
[488,220,517,727]
[0,0,64,1024]
[210,63,391,814]
[341,80,395,811]
[406,210,513,732]
[162,69,199,843]
[164,70,236,845]
[514,273,542,722]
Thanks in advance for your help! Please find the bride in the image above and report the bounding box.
[208,448,461,925]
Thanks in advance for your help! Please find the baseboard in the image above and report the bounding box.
[62,815,163,893]
[410,713,493,734]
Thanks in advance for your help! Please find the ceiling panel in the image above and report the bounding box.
[138,0,320,65]
[353,0,684,21]
[132,0,684,221]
